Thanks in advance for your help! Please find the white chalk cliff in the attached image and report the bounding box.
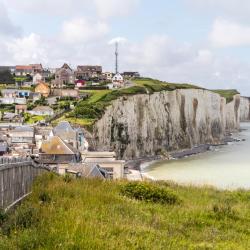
[93,89,242,159]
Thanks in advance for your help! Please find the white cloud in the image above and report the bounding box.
[0,2,20,37]
[5,0,140,18]
[109,37,127,45]
[187,0,250,21]
[6,33,49,64]
[94,0,140,19]
[61,17,109,44]
[210,18,250,47]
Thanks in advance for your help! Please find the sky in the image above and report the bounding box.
[1,0,250,95]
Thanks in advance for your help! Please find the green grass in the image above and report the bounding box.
[25,115,47,124]
[72,79,203,127]
[1,173,250,250]
[211,89,240,103]
[55,79,240,130]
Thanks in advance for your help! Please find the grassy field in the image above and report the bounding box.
[0,173,250,250]
[212,89,240,103]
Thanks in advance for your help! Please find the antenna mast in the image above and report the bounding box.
[115,41,118,74]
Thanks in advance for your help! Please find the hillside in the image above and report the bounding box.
[1,173,250,249]
[55,78,240,129]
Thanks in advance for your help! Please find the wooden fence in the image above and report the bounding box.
[0,157,48,211]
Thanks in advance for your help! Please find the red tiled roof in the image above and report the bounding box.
[16,65,33,70]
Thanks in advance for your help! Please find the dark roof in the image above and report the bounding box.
[77,65,102,72]
[13,126,34,132]
[53,121,74,133]
[67,163,106,179]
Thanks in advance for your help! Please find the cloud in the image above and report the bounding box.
[118,35,250,95]
[6,33,49,64]
[0,2,20,37]
[5,0,140,18]
[186,0,250,22]
[4,0,91,16]
[93,0,140,19]
[210,18,250,47]
[61,17,109,44]
[109,37,127,45]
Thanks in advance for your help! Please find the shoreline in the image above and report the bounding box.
[125,132,244,177]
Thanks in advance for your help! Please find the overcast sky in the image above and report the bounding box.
[1,0,250,95]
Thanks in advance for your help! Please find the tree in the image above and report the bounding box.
[0,70,15,84]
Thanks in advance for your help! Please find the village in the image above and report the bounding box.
[0,62,141,181]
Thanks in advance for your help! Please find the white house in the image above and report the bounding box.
[28,106,54,116]
[33,73,44,85]
[112,73,124,88]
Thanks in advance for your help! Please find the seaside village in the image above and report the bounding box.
[0,63,141,180]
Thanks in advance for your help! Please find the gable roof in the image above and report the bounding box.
[67,163,106,179]
[41,136,79,155]
[77,65,102,72]
[53,121,74,133]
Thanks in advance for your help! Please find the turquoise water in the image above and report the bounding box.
[143,123,250,189]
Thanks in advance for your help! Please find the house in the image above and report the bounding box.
[62,163,109,179]
[15,64,43,77]
[122,72,140,79]
[75,65,102,80]
[50,121,88,151]
[81,152,125,179]
[40,136,81,164]
[52,63,74,88]
[1,89,30,98]
[103,72,113,81]
[35,82,50,97]
[30,64,43,74]
[51,89,79,98]
[29,92,42,103]
[2,113,23,123]
[0,66,15,74]
[0,97,27,105]
[0,141,8,156]
[15,105,27,114]
[9,126,35,144]
[15,65,33,76]
[33,73,44,84]
[112,73,124,88]
[29,106,54,116]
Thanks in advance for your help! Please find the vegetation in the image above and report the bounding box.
[0,70,15,84]
[53,78,240,129]
[71,79,202,128]
[0,173,250,249]
[24,113,47,124]
[212,89,240,103]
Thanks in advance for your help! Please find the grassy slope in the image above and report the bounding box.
[49,78,240,128]
[212,89,240,103]
[1,174,250,250]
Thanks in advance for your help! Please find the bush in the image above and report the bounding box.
[38,191,51,203]
[120,182,180,205]
[211,204,238,220]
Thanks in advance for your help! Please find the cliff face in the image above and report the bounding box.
[93,89,241,159]
[240,97,250,121]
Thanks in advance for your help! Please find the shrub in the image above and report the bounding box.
[211,203,238,220]
[38,191,51,203]
[120,182,180,205]
[0,209,7,225]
